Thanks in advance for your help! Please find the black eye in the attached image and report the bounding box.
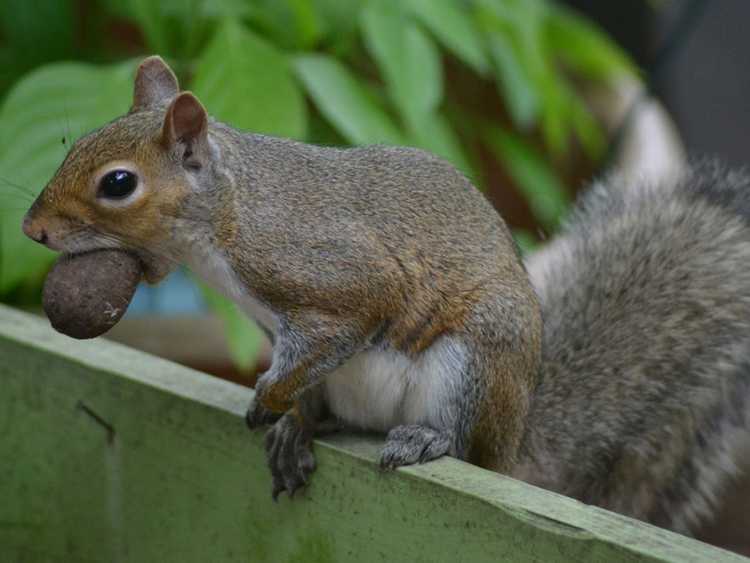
[98,169,138,199]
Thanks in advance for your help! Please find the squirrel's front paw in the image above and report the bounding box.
[265,413,316,500]
[245,395,283,429]
[379,425,452,470]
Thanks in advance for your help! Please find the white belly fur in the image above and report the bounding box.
[325,337,468,432]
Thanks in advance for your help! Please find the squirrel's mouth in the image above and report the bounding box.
[59,245,170,286]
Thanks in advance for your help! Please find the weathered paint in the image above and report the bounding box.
[0,304,745,563]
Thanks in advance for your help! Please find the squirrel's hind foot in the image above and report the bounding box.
[264,413,316,500]
[379,424,452,470]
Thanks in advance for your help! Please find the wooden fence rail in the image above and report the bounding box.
[0,304,744,563]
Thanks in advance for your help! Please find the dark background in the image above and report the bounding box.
[569,0,750,169]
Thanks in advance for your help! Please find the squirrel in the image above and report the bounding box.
[21,56,750,536]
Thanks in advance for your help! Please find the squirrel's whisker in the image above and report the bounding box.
[0,176,35,201]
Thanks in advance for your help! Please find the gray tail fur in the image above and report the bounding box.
[517,160,750,534]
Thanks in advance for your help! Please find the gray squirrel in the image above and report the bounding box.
[22,56,750,536]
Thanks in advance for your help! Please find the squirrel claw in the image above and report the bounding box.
[379,424,452,470]
[246,396,282,430]
[265,412,316,499]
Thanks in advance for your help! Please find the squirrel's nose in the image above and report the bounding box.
[22,215,48,245]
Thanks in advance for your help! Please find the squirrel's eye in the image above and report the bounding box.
[98,170,138,199]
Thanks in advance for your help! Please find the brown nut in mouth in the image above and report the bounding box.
[42,249,143,339]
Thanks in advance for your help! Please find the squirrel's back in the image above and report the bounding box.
[518,161,750,534]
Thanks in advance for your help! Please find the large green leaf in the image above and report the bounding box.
[0,61,136,294]
[484,127,569,230]
[486,32,538,130]
[361,0,443,126]
[405,0,489,75]
[546,5,637,81]
[200,284,265,372]
[294,55,404,145]
[193,20,307,139]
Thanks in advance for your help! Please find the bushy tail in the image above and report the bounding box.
[516,161,750,534]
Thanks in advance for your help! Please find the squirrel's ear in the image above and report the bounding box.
[161,92,208,146]
[132,56,180,112]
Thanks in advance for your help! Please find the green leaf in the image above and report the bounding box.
[116,0,245,58]
[294,55,404,145]
[476,0,567,153]
[311,0,366,41]
[486,32,538,130]
[537,72,571,158]
[545,5,637,81]
[484,127,569,230]
[245,0,306,49]
[361,0,443,125]
[200,284,265,372]
[476,0,609,158]
[285,0,323,48]
[192,20,307,139]
[193,0,250,18]
[405,0,489,75]
[0,61,136,294]
[538,72,606,160]
[568,88,606,159]
[129,0,171,54]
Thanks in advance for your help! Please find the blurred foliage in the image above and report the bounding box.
[0,0,635,369]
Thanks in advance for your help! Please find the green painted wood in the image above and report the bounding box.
[0,304,745,563]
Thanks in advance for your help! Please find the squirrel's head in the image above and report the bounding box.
[22,56,215,283]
